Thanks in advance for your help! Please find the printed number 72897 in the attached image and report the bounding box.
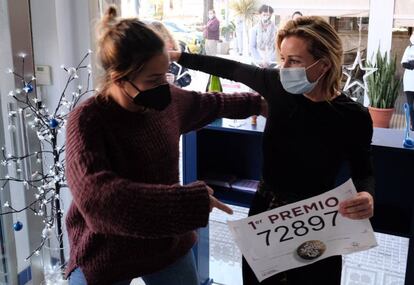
[257,210,339,246]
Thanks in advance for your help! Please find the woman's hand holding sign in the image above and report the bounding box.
[339,191,374,220]
[227,180,378,282]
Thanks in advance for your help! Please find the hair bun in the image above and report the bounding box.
[102,5,118,26]
[106,5,117,18]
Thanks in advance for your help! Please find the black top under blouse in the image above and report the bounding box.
[179,53,374,200]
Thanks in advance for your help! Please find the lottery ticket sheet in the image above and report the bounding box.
[227,179,378,282]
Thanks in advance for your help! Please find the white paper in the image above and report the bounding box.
[227,179,378,282]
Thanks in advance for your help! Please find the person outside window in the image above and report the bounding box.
[203,9,220,55]
[149,21,192,88]
[249,5,278,67]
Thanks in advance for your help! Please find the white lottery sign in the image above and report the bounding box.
[227,179,377,282]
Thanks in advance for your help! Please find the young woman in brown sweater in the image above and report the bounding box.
[65,6,263,285]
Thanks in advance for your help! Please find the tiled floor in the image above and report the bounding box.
[341,233,408,285]
[209,205,409,285]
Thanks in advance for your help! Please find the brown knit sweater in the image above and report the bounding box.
[64,85,261,284]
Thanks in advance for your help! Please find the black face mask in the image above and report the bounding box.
[128,81,171,111]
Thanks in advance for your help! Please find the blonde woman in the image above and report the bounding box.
[150,20,192,87]
[149,20,180,51]
[171,16,374,284]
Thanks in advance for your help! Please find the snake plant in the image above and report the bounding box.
[367,49,401,109]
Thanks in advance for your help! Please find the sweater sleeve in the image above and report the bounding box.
[65,106,210,238]
[178,52,281,100]
[208,18,220,33]
[172,86,262,134]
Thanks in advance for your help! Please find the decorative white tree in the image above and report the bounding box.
[1,51,93,280]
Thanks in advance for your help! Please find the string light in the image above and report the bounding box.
[2,51,94,265]
[67,67,77,77]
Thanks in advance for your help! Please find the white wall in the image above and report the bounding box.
[0,1,21,283]
[256,0,370,16]
[0,0,45,282]
[364,0,395,106]
[367,0,395,60]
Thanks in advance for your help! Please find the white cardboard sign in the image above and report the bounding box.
[227,179,377,282]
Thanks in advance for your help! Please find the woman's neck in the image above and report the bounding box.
[304,85,338,102]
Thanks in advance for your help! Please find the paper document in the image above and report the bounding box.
[227,179,377,282]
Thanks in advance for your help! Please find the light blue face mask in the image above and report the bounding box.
[279,60,324,94]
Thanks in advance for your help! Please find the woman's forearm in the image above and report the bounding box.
[177,52,272,96]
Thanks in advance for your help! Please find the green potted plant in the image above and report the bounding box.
[367,48,402,128]
[217,22,236,54]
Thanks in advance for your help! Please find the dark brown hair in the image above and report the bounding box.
[292,11,303,18]
[277,16,343,99]
[258,5,273,14]
[96,6,165,93]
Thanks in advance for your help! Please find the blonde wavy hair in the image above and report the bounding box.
[149,21,180,51]
[277,16,343,99]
